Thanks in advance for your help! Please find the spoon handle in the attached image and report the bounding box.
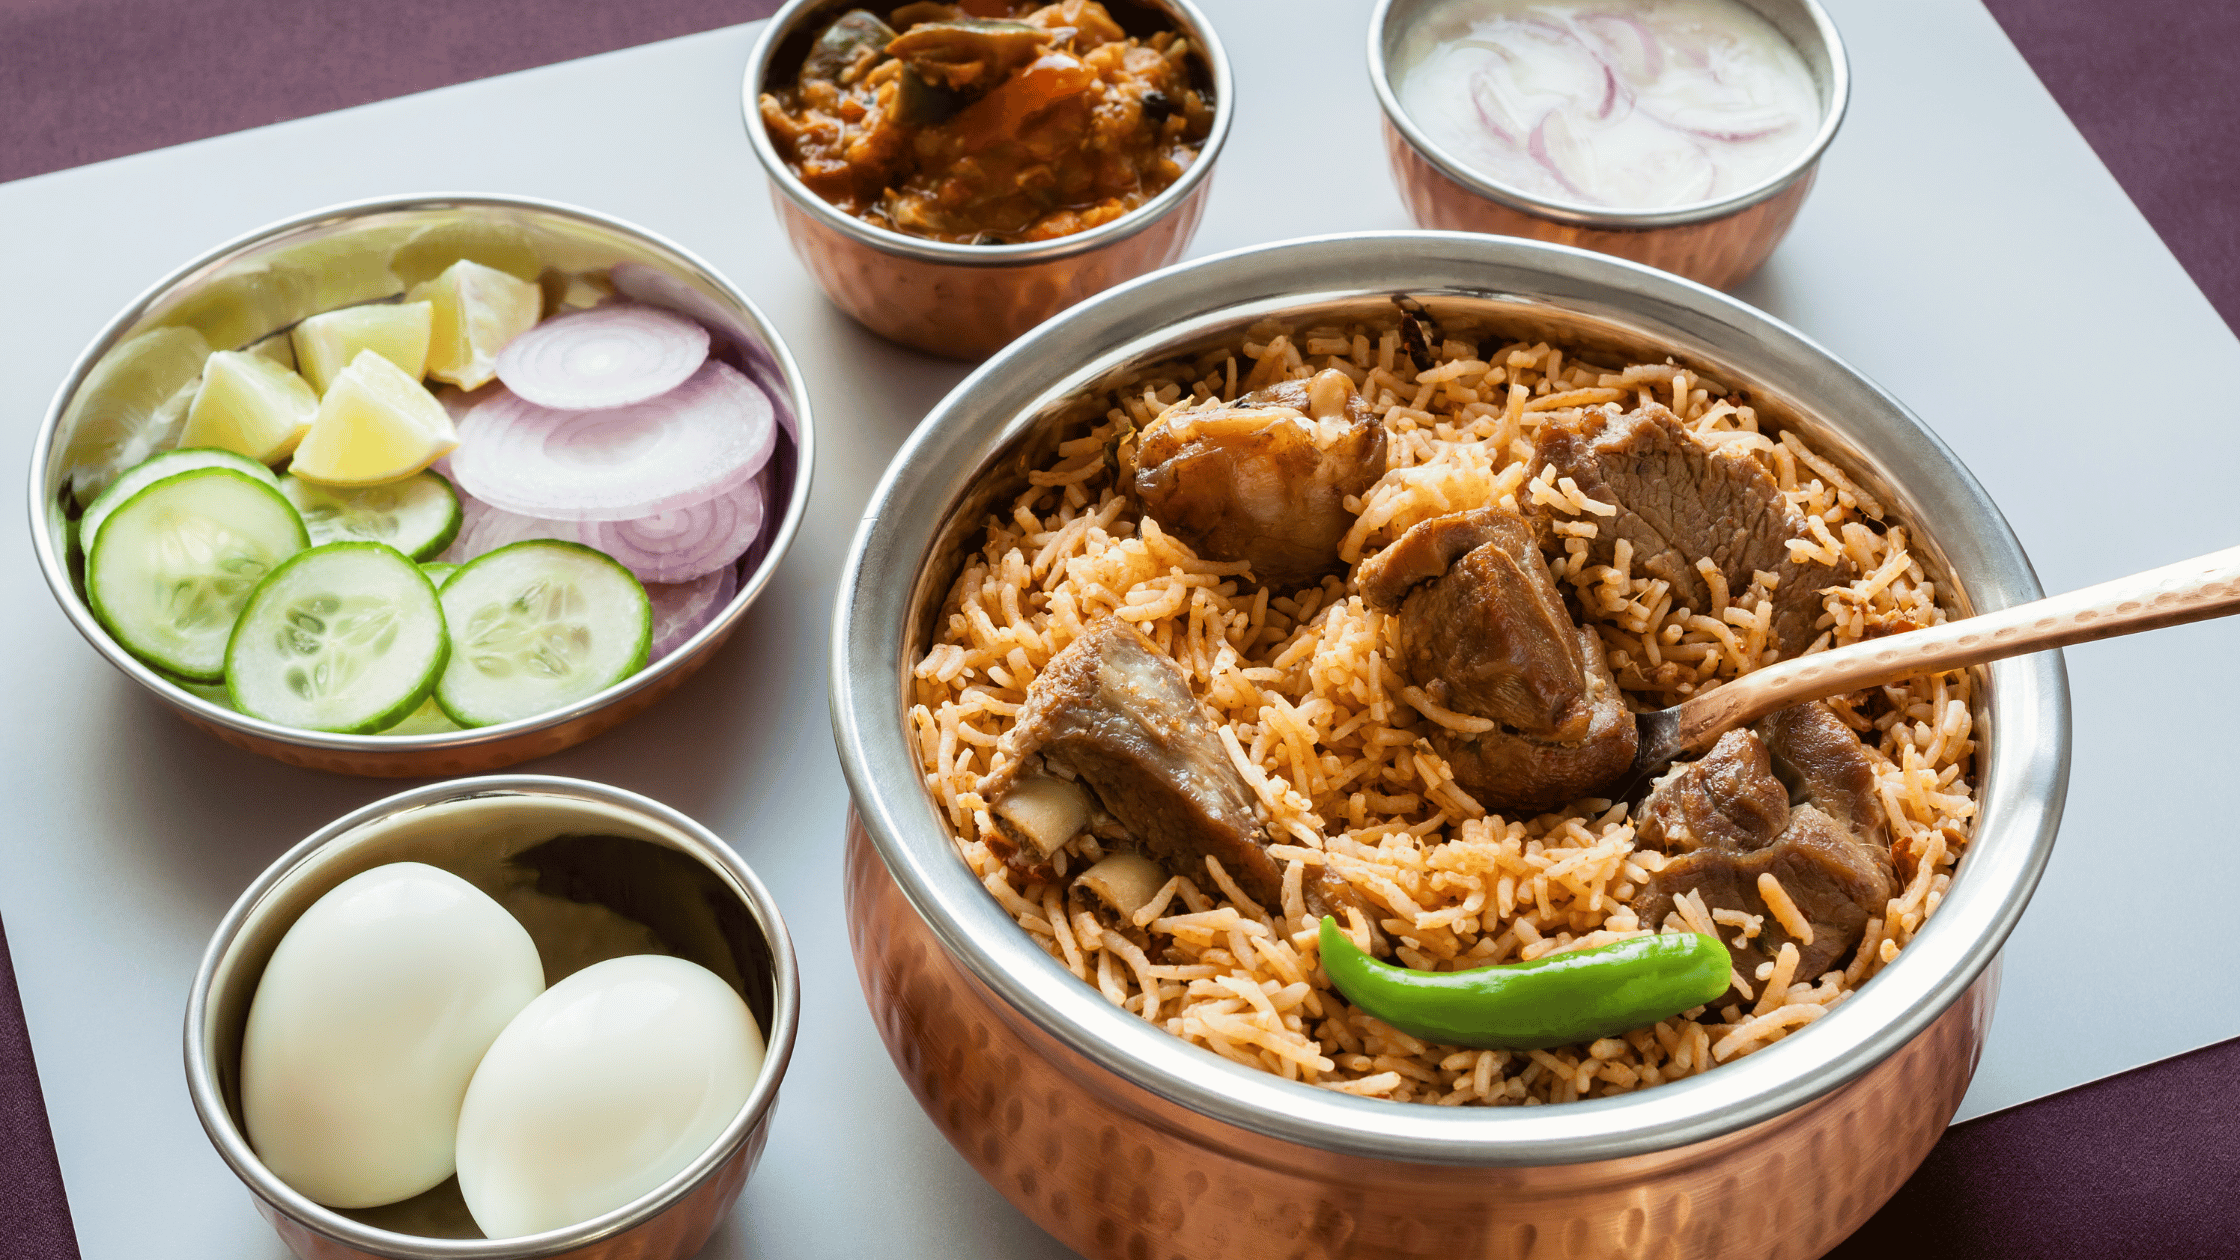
[1664,543,2240,750]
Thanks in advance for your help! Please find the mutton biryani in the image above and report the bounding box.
[908,313,1975,1106]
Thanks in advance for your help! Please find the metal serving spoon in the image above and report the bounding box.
[1616,544,2240,797]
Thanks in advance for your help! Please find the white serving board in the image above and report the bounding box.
[0,2,2233,1257]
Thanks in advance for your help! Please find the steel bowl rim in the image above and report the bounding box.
[831,228,2071,1167]
[1365,0,1852,230]
[181,773,803,1259]
[741,0,1236,269]
[26,192,816,759]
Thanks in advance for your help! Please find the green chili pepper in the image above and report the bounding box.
[1316,917,1732,1050]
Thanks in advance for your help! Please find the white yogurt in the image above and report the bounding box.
[1393,0,1823,210]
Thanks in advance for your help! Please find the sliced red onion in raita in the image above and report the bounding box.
[451,362,775,521]
[584,480,764,584]
[648,565,739,661]
[494,302,710,411]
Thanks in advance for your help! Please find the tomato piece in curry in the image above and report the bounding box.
[760,1,1214,244]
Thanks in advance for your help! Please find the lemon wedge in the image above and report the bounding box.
[180,351,319,463]
[293,302,433,394]
[289,350,458,487]
[539,269,614,313]
[247,330,297,371]
[58,326,211,507]
[410,260,542,390]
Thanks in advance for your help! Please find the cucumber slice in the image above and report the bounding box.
[157,667,237,710]
[435,540,650,727]
[80,447,281,557]
[280,470,461,561]
[419,562,459,584]
[86,468,309,681]
[379,697,462,735]
[226,542,448,733]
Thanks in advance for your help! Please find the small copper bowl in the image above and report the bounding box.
[741,0,1234,360]
[27,194,815,778]
[1368,0,1850,289]
[184,775,800,1260]
[833,232,2070,1258]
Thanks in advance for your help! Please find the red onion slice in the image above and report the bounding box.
[440,482,761,585]
[440,487,504,564]
[584,480,764,584]
[495,302,711,411]
[648,566,738,661]
[451,363,776,522]
[455,502,592,559]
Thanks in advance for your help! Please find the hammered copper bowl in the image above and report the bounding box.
[743,0,1233,360]
[185,775,801,1260]
[28,195,815,778]
[832,232,2069,1259]
[1369,0,1850,290]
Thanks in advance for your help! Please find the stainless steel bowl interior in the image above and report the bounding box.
[743,0,1235,266]
[28,195,816,757]
[1368,0,1851,229]
[833,230,2069,1167]
[184,776,802,1258]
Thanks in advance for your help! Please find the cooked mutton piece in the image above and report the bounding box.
[885,18,1052,93]
[979,617,1361,921]
[1133,368,1386,592]
[1359,507,1593,740]
[1534,403,1859,658]
[1358,507,1638,815]
[1429,628,1639,816]
[1633,704,1894,986]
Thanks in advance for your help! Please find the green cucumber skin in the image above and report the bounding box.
[434,540,652,729]
[417,470,463,561]
[85,468,309,683]
[280,469,462,562]
[224,541,449,734]
[79,446,281,558]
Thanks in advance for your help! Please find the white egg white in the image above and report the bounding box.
[240,861,545,1209]
[454,953,765,1239]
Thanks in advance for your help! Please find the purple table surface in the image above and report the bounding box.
[4,2,2236,1258]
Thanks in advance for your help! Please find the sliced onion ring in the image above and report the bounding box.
[648,566,739,661]
[455,501,590,559]
[495,302,710,410]
[586,481,764,584]
[452,363,776,521]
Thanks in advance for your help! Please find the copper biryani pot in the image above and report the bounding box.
[1368,0,1850,292]
[742,0,1234,360]
[832,233,2070,1259]
[27,195,815,778]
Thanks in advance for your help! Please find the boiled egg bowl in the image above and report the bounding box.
[185,776,800,1260]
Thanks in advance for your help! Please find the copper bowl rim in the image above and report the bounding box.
[831,229,2072,1167]
[181,774,803,1259]
[26,193,817,762]
[1365,0,1851,230]
[740,0,1236,268]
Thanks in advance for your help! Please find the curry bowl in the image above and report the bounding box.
[832,231,2068,1258]
[28,194,815,777]
[184,775,800,1260]
[743,0,1234,360]
[1369,0,1850,290]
